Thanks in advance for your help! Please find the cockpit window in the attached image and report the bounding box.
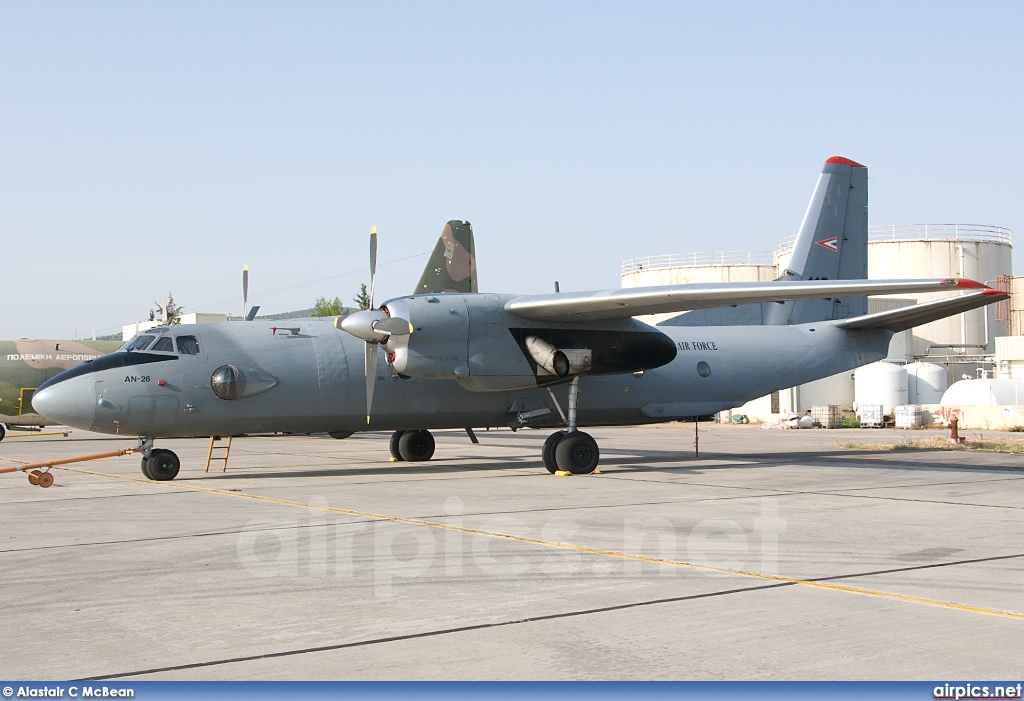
[151,337,174,352]
[122,335,156,352]
[176,336,200,355]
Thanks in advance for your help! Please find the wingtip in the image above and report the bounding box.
[949,278,988,289]
[981,289,1008,296]
[370,226,377,235]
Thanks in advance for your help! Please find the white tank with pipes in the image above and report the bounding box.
[854,362,908,415]
[905,361,948,404]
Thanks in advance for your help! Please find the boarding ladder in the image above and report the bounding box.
[204,436,233,472]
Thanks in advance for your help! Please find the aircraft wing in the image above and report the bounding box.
[504,278,988,322]
[834,289,1007,333]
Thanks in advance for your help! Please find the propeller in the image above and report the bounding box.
[241,265,260,320]
[334,226,413,424]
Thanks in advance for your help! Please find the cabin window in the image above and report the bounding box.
[151,337,174,352]
[176,336,200,355]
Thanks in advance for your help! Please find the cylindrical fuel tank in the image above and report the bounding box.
[854,362,908,415]
[905,361,948,405]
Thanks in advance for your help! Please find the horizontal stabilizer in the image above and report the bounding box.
[506,278,988,322]
[834,290,1007,333]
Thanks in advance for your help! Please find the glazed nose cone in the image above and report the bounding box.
[31,374,96,430]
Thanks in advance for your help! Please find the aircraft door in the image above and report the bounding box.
[18,388,36,416]
[126,395,180,435]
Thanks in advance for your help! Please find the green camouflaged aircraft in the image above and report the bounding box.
[0,339,123,439]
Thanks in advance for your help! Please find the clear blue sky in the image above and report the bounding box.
[2,1,1022,339]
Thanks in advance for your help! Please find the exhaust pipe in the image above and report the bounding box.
[523,336,595,378]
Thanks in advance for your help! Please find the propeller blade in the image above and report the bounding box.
[364,341,377,424]
[373,316,413,336]
[242,265,249,317]
[369,226,378,310]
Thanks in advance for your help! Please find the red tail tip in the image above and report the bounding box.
[825,156,866,168]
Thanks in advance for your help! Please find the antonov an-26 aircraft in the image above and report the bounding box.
[33,157,1006,480]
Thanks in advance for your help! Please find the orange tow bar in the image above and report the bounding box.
[0,448,143,488]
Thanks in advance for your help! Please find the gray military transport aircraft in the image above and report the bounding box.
[33,157,1006,480]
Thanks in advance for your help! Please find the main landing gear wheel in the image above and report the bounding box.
[398,430,435,462]
[390,430,406,461]
[543,431,567,474]
[328,431,353,439]
[144,449,180,481]
[554,431,599,474]
[0,424,5,441]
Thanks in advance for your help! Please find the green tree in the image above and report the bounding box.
[354,283,372,310]
[148,292,183,325]
[311,296,344,317]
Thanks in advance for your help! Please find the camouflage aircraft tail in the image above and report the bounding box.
[661,156,868,328]
[414,221,478,294]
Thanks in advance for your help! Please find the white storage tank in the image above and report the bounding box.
[905,362,948,404]
[854,362,909,415]
[940,379,1024,406]
[865,224,1012,355]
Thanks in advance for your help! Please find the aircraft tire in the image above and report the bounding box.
[554,431,599,475]
[140,456,154,480]
[146,449,181,481]
[542,431,566,474]
[0,424,5,442]
[398,430,435,462]
[328,431,354,440]
[390,431,406,461]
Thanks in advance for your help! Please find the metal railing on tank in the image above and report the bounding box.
[620,251,775,276]
[774,224,1013,261]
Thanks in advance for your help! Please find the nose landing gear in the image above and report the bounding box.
[138,439,181,481]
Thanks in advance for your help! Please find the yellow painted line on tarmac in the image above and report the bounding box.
[53,463,1024,622]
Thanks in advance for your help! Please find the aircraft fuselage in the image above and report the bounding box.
[33,293,893,438]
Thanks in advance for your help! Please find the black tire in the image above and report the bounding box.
[398,430,435,462]
[0,424,5,442]
[328,431,353,439]
[554,431,600,475]
[140,455,154,480]
[146,449,180,481]
[390,430,406,461]
[542,431,566,474]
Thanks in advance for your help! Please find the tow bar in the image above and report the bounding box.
[0,448,144,488]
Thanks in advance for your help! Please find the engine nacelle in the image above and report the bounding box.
[382,297,471,379]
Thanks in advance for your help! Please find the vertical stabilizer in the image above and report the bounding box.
[766,156,869,324]
[415,220,478,294]
[659,157,869,328]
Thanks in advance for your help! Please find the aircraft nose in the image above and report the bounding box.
[31,375,97,430]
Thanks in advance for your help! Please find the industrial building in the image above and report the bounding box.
[621,224,1021,426]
